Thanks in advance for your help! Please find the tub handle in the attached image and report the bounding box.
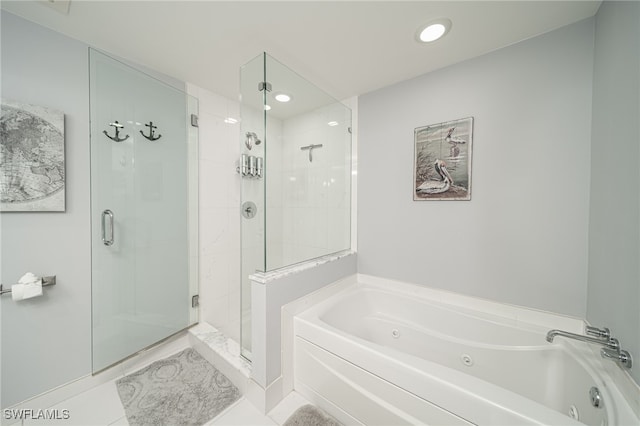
[585,326,610,340]
[601,348,633,369]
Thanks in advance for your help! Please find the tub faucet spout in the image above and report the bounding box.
[545,329,620,351]
[547,328,633,369]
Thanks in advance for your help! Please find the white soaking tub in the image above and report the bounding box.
[292,276,639,425]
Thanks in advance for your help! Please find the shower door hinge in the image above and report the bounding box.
[258,81,272,92]
[190,114,199,127]
[191,295,199,308]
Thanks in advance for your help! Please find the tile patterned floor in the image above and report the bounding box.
[10,363,309,426]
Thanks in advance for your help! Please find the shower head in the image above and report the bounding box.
[245,132,261,150]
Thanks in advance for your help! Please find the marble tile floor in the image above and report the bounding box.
[5,322,314,426]
[8,377,311,426]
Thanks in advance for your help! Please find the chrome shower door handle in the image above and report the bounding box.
[102,209,114,246]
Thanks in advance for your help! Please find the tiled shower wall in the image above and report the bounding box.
[187,83,242,343]
[271,104,352,269]
[187,83,358,352]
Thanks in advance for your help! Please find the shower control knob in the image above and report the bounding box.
[242,201,257,219]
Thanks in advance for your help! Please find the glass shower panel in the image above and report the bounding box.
[264,54,352,270]
[90,50,197,372]
[239,53,352,360]
[239,53,267,359]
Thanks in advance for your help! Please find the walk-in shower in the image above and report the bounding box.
[239,53,352,359]
[89,50,199,372]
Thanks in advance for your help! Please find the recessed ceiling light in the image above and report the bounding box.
[274,93,291,103]
[264,104,272,111]
[416,18,452,43]
[328,121,338,127]
[224,117,238,124]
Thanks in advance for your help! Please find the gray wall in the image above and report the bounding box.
[1,12,92,407]
[0,12,187,407]
[587,1,640,384]
[358,18,594,318]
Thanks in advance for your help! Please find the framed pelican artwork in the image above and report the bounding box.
[414,117,473,201]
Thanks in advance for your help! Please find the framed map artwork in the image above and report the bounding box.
[1,100,65,212]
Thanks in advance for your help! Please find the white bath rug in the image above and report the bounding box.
[116,348,240,426]
[283,404,342,426]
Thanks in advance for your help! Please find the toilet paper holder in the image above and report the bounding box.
[0,276,56,296]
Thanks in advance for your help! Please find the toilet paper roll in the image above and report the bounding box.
[18,272,40,284]
[11,284,25,301]
[11,279,43,301]
[24,279,43,299]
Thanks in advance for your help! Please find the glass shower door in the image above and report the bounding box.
[90,50,195,372]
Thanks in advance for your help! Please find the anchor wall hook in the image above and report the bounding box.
[140,121,162,141]
[103,121,129,142]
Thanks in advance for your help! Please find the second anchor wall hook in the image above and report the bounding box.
[104,121,130,142]
[140,121,162,141]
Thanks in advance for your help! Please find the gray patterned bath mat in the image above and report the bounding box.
[116,348,240,426]
[284,404,342,426]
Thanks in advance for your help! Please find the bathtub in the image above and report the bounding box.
[292,276,639,425]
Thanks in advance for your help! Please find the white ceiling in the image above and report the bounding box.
[2,1,602,101]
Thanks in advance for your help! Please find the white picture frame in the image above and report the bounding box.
[414,117,473,201]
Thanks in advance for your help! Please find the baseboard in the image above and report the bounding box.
[245,375,284,414]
